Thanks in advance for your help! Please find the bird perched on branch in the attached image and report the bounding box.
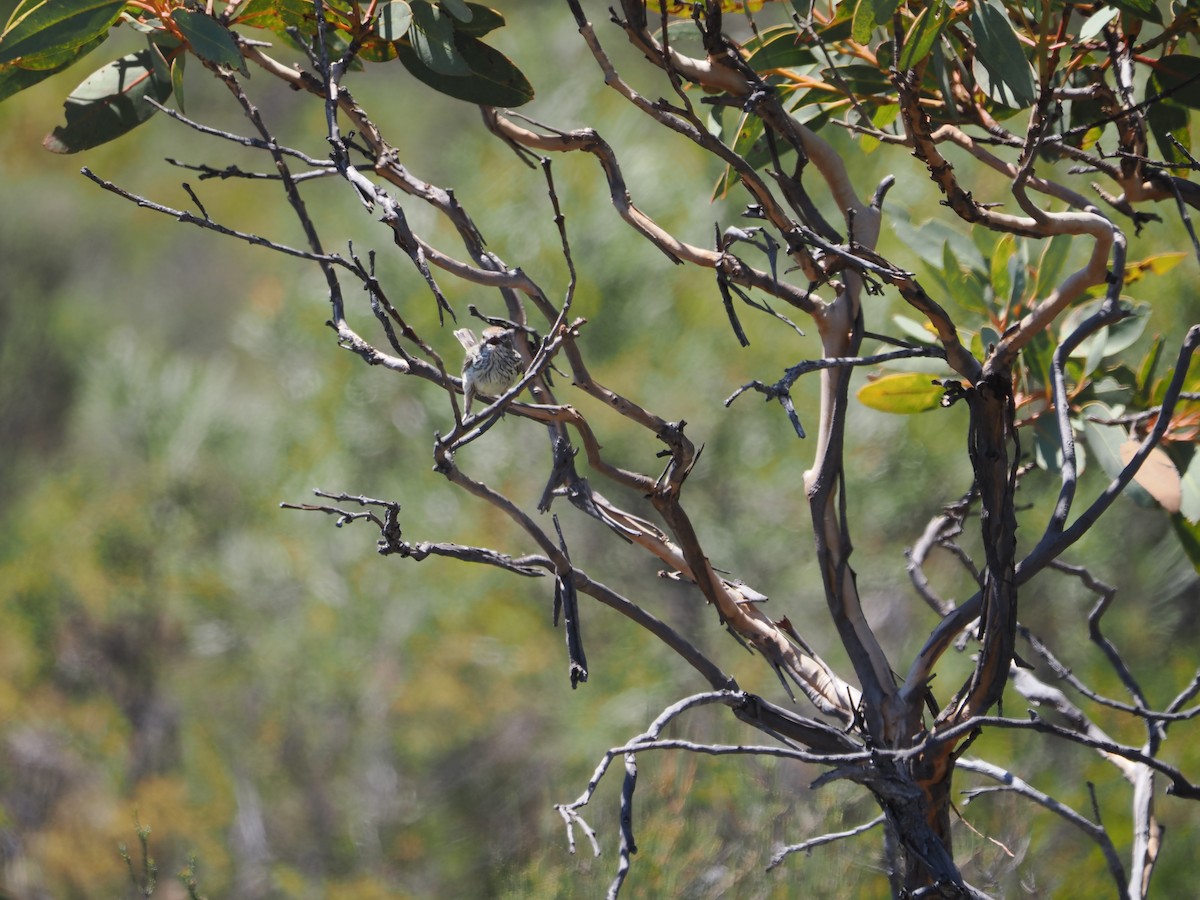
[454,325,523,416]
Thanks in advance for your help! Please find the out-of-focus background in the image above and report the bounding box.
[2,2,1198,897]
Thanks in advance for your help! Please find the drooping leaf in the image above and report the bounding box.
[860,102,898,153]
[989,233,1015,312]
[662,0,769,12]
[440,0,473,22]
[939,242,988,315]
[970,0,1036,108]
[395,32,532,106]
[1147,98,1191,165]
[1124,252,1186,285]
[745,24,816,71]
[1032,412,1085,474]
[1077,6,1118,41]
[171,54,186,114]
[892,313,937,345]
[0,0,123,67]
[1034,233,1072,299]
[43,48,173,153]
[1103,0,1161,25]
[1120,439,1182,513]
[231,0,290,31]
[0,31,104,103]
[1180,451,1200,524]
[857,372,946,414]
[1135,335,1163,405]
[1083,404,1155,507]
[454,5,506,38]
[375,1,413,41]
[409,0,469,75]
[1059,300,1149,373]
[851,0,898,45]
[1169,514,1200,573]
[898,0,948,71]
[1149,54,1200,108]
[890,211,986,272]
[171,9,247,75]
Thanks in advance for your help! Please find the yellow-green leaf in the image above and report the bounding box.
[1124,252,1186,285]
[857,373,946,414]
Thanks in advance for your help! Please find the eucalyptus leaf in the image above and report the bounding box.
[898,0,947,70]
[172,9,246,75]
[0,0,123,67]
[851,0,898,45]
[1035,233,1072,299]
[375,1,413,41]
[1149,54,1200,108]
[396,33,531,106]
[440,0,473,22]
[0,31,104,103]
[453,4,505,38]
[857,372,946,414]
[970,0,1035,108]
[745,25,816,70]
[43,48,173,153]
[409,0,470,76]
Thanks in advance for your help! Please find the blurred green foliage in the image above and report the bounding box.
[0,1,1198,897]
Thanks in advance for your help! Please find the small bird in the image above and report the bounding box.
[454,325,523,416]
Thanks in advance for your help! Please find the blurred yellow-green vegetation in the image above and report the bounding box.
[1,2,1199,898]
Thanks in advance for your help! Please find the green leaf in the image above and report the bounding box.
[889,211,986,272]
[892,314,938,345]
[231,0,289,31]
[1032,413,1084,473]
[171,53,185,115]
[898,0,948,71]
[440,0,473,22]
[374,1,413,40]
[0,0,123,67]
[969,0,1035,108]
[1147,99,1190,165]
[1034,233,1072,299]
[1082,402,1155,507]
[990,233,1015,312]
[1103,0,1162,25]
[745,25,816,71]
[0,31,104,103]
[857,372,946,414]
[396,33,532,106]
[409,0,469,75]
[1135,335,1163,405]
[1149,55,1200,109]
[851,0,898,45]
[940,241,988,315]
[453,4,505,38]
[1180,452,1200,524]
[171,9,247,76]
[1060,300,1149,369]
[1077,6,1118,41]
[43,48,173,153]
[1169,514,1200,573]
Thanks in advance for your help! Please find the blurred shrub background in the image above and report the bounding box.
[1,2,1198,897]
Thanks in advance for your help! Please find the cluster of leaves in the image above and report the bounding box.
[696,0,1200,566]
[707,0,1200,187]
[863,223,1200,512]
[0,0,531,153]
